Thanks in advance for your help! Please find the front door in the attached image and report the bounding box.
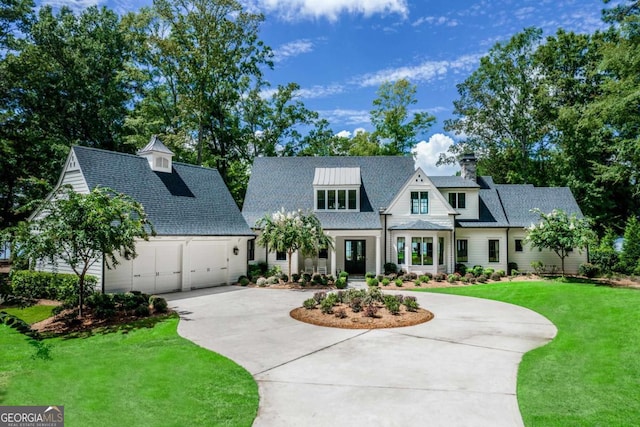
[345,240,366,275]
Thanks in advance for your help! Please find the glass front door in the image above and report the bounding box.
[344,240,366,275]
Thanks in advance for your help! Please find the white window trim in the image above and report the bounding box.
[314,186,360,212]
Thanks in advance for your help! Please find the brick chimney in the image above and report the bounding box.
[459,153,477,182]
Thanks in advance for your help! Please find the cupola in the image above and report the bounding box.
[138,135,174,173]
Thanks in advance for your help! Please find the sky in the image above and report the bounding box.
[41,0,615,175]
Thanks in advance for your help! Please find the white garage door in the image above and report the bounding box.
[190,242,228,289]
[130,243,182,294]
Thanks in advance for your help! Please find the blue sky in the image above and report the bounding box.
[41,0,614,175]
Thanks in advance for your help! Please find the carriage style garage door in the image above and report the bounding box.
[105,240,230,293]
[189,241,228,289]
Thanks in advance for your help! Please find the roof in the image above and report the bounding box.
[137,135,174,155]
[313,167,361,186]
[72,146,253,236]
[429,176,480,188]
[388,220,453,231]
[496,184,583,227]
[243,156,415,229]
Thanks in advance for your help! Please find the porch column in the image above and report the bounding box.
[375,234,381,275]
[330,245,337,277]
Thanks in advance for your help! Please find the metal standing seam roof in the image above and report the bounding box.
[313,167,361,186]
[388,220,454,231]
[72,145,254,236]
[137,135,174,155]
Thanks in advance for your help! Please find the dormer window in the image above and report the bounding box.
[411,191,429,214]
[138,135,174,173]
[448,192,466,209]
[313,167,360,212]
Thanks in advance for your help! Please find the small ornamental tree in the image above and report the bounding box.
[256,209,333,281]
[13,186,155,316]
[620,216,640,274]
[525,209,593,276]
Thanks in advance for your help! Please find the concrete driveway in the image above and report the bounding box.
[167,286,556,427]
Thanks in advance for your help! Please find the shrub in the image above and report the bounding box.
[472,265,484,277]
[507,262,518,275]
[376,274,384,282]
[256,277,268,287]
[291,273,301,282]
[265,265,281,278]
[404,272,418,281]
[477,274,487,283]
[384,262,398,275]
[460,276,469,283]
[86,293,116,319]
[365,272,376,279]
[134,304,150,317]
[495,270,506,277]
[350,297,363,313]
[434,273,446,282]
[579,263,600,278]
[313,291,327,303]
[363,303,378,318]
[335,290,346,303]
[320,298,334,314]
[326,275,335,283]
[266,276,279,285]
[418,275,429,284]
[280,274,289,283]
[363,287,384,305]
[531,261,545,275]
[490,272,502,281]
[464,273,475,281]
[149,295,168,313]
[335,278,347,289]
[239,277,250,286]
[334,308,348,319]
[455,263,467,275]
[302,273,312,283]
[403,296,419,312]
[303,298,317,309]
[483,268,495,276]
[248,264,262,280]
[367,277,379,287]
[384,296,400,315]
[312,274,323,284]
[339,271,349,280]
[381,278,390,286]
[9,270,97,302]
[394,278,403,287]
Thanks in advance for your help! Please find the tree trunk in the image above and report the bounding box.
[288,250,293,284]
[78,273,85,318]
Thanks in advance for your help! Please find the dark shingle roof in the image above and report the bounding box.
[243,156,415,229]
[73,146,253,236]
[430,176,480,188]
[457,176,510,228]
[496,184,583,227]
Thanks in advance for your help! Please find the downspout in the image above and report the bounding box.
[506,228,510,274]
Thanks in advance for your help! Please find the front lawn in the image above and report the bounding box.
[1,304,57,324]
[0,315,258,426]
[416,280,640,426]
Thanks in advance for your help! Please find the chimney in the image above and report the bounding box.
[459,153,477,182]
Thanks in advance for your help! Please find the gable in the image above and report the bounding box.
[385,168,456,217]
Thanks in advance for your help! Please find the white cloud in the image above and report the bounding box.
[354,53,482,87]
[335,130,352,138]
[41,0,100,11]
[296,84,345,99]
[412,16,459,27]
[249,0,408,21]
[412,133,459,176]
[274,39,314,62]
[319,109,371,126]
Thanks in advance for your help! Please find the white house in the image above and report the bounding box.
[33,137,254,293]
[242,155,587,276]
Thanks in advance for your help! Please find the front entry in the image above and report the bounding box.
[345,240,366,275]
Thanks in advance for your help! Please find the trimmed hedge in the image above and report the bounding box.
[9,270,97,302]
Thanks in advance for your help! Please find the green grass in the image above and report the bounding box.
[0,315,258,426]
[1,305,57,324]
[416,280,640,426]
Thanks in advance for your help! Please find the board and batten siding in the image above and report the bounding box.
[508,230,587,275]
[455,228,508,272]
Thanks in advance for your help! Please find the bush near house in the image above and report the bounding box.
[10,270,97,303]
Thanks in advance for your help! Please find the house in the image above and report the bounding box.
[33,137,254,293]
[242,155,587,276]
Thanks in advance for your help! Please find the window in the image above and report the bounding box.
[276,251,286,261]
[515,239,523,252]
[488,240,499,263]
[397,237,405,264]
[317,190,326,210]
[411,237,433,266]
[438,237,444,265]
[448,192,466,209]
[319,248,328,259]
[155,157,169,168]
[248,240,255,261]
[411,192,429,214]
[456,239,468,263]
[316,188,359,211]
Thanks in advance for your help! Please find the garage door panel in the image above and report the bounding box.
[155,245,181,293]
[190,242,227,288]
[132,246,156,294]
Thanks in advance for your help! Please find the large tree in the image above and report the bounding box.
[13,186,154,317]
[371,79,435,155]
[443,28,550,185]
[256,209,333,282]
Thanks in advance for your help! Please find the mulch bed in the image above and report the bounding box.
[290,304,434,329]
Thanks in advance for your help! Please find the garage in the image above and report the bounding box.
[189,241,229,289]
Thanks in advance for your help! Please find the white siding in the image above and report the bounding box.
[508,230,587,274]
[441,189,479,220]
[455,228,508,272]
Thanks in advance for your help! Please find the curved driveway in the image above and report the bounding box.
[167,286,556,427]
